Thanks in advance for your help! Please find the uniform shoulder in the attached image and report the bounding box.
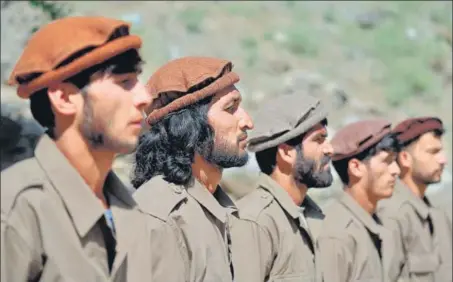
[235,187,275,222]
[377,192,412,220]
[320,200,357,238]
[1,157,47,215]
[133,176,187,222]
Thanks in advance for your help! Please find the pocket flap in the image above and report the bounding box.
[408,253,440,273]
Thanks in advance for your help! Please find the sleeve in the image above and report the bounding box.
[230,218,274,282]
[126,215,187,282]
[395,205,413,246]
[392,204,415,281]
[316,235,354,282]
[1,212,41,282]
[381,217,409,281]
[149,219,188,282]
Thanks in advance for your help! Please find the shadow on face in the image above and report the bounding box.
[362,150,400,200]
[76,71,150,154]
[407,131,447,185]
[204,85,254,168]
[293,121,334,188]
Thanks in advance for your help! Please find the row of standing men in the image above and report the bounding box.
[1,16,451,282]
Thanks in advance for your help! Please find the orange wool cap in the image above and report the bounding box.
[8,16,142,99]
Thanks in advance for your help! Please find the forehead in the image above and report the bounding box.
[210,85,241,104]
[416,131,443,148]
[367,150,396,167]
[303,122,328,140]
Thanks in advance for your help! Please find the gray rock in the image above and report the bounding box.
[355,9,394,30]
[283,70,349,110]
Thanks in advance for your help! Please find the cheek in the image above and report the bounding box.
[210,114,237,136]
[302,143,317,159]
[368,165,386,185]
[100,99,128,129]
[414,155,433,172]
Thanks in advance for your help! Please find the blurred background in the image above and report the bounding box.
[1,1,451,219]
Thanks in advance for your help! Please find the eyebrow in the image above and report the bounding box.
[313,129,328,138]
[426,145,442,151]
[225,95,241,106]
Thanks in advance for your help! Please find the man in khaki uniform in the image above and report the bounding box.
[318,119,404,282]
[377,117,452,282]
[230,92,334,282]
[1,16,153,281]
[131,56,254,281]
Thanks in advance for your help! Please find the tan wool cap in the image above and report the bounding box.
[247,92,329,153]
[144,56,240,125]
[331,119,392,162]
[8,16,142,99]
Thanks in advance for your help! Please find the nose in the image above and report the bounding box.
[438,151,448,166]
[237,106,254,131]
[390,160,401,177]
[323,140,334,157]
[133,81,152,111]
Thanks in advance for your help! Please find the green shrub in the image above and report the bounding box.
[179,7,206,34]
[284,25,320,57]
[240,37,259,68]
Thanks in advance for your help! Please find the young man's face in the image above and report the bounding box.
[293,122,334,188]
[78,71,150,154]
[205,85,254,168]
[364,150,400,200]
[407,131,447,185]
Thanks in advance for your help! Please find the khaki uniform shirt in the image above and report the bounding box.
[133,176,237,282]
[377,183,452,282]
[230,173,323,282]
[317,191,401,282]
[1,134,148,282]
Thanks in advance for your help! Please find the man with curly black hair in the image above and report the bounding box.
[132,56,254,282]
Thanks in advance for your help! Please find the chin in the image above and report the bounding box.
[116,139,138,154]
[380,188,394,199]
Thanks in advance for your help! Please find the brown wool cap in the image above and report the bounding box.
[145,56,240,125]
[331,119,392,162]
[393,117,444,145]
[247,92,328,153]
[8,16,142,99]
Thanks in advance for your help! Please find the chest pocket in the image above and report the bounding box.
[408,253,440,274]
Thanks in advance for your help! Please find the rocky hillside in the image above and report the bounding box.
[1,1,451,217]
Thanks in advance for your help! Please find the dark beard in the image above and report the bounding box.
[200,137,249,169]
[293,151,333,188]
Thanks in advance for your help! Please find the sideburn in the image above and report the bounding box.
[80,89,105,148]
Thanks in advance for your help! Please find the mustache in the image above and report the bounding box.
[320,155,331,167]
[238,132,248,141]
